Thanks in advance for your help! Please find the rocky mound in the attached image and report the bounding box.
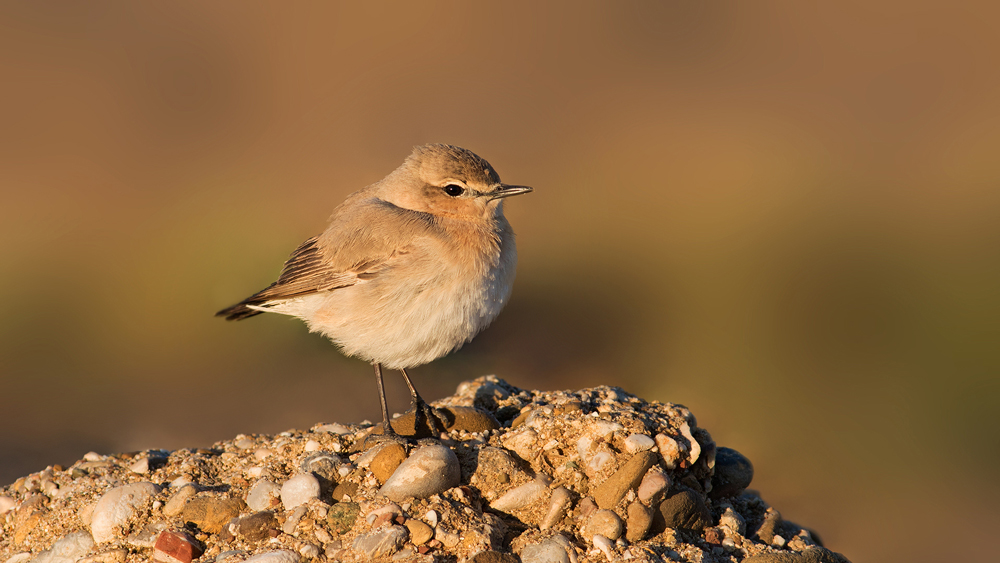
[0,377,850,563]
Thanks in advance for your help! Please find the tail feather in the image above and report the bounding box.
[215,301,266,321]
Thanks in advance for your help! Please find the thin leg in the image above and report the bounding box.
[373,363,398,437]
[399,368,445,434]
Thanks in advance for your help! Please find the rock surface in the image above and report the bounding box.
[0,376,850,563]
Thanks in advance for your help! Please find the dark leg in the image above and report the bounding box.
[373,363,400,438]
[399,368,446,434]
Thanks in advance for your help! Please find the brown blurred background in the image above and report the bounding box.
[1,2,998,561]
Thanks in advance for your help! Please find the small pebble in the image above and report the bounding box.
[520,537,571,563]
[163,485,198,517]
[540,486,573,530]
[242,551,299,563]
[0,496,15,515]
[709,447,754,499]
[658,489,713,532]
[592,451,657,509]
[304,440,321,452]
[581,509,624,541]
[592,535,615,561]
[181,496,245,534]
[655,434,682,469]
[31,531,95,563]
[152,530,203,563]
[246,480,282,512]
[280,474,320,509]
[404,519,433,545]
[490,475,552,512]
[623,433,655,453]
[352,525,408,559]
[626,500,654,542]
[90,482,161,543]
[637,468,670,505]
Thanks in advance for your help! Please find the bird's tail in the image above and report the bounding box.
[215,300,266,321]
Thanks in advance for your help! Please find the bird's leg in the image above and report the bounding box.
[373,362,402,439]
[399,368,447,435]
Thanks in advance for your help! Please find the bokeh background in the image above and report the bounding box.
[2,2,998,562]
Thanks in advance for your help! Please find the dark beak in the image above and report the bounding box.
[486,184,533,201]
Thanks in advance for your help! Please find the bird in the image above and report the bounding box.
[216,144,532,441]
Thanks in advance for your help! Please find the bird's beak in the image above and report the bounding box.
[486,184,533,201]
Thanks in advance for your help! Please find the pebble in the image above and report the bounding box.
[0,495,15,515]
[404,519,434,545]
[181,496,246,534]
[90,482,161,543]
[520,537,571,563]
[490,475,552,512]
[31,531,95,563]
[163,484,199,517]
[233,511,279,541]
[5,555,31,563]
[312,422,352,435]
[592,451,658,509]
[592,535,615,561]
[242,551,300,563]
[126,521,168,548]
[540,486,573,530]
[654,434,682,469]
[216,551,245,563]
[441,406,501,433]
[370,443,408,484]
[326,502,360,535]
[623,433,656,453]
[637,468,670,505]
[246,480,282,511]
[280,474,320,509]
[283,506,307,534]
[129,457,149,474]
[581,509,624,541]
[352,525,408,559]
[424,509,439,527]
[709,447,754,499]
[474,447,532,489]
[300,453,341,483]
[625,500,654,541]
[755,508,782,544]
[658,489,713,532]
[469,551,519,563]
[304,440,321,452]
[152,530,203,563]
[365,502,403,525]
[718,506,746,536]
[378,444,461,502]
[678,422,701,465]
[503,429,538,460]
[297,543,321,559]
[742,547,851,563]
[234,437,255,450]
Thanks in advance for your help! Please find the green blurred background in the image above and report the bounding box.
[2,2,998,562]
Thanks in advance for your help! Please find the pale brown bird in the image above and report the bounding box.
[217,144,531,439]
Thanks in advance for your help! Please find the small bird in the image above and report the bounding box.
[217,144,532,440]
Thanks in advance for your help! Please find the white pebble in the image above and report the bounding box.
[425,510,438,527]
[593,535,615,560]
[128,458,149,474]
[655,434,681,469]
[679,422,701,464]
[304,440,321,452]
[83,452,103,461]
[490,475,552,511]
[90,482,161,543]
[31,531,94,563]
[246,480,282,512]
[243,551,300,563]
[247,466,264,478]
[0,496,15,515]
[281,474,320,509]
[623,433,655,453]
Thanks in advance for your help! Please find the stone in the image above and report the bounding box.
[658,489,713,532]
[181,496,245,534]
[163,485,198,517]
[234,511,279,541]
[242,551,300,563]
[743,547,852,563]
[246,480,282,511]
[623,433,656,453]
[718,506,746,536]
[439,406,501,433]
[490,475,552,512]
[327,502,360,535]
[710,447,754,499]
[378,445,460,502]
[637,468,670,505]
[592,534,615,560]
[404,519,433,545]
[153,530,204,563]
[469,551,519,563]
[280,474,320,509]
[626,500,654,541]
[90,482,161,543]
[352,525,408,559]
[755,508,782,543]
[581,509,624,541]
[300,453,342,483]
[592,451,658,509]
[126,520,168,548]
[370,443,407,484]
[473,447,532,487]
[0,496,16,515]
[654,434,682,469]
[520,537,570,563]
[540,486,573,530]
[332,482,358,502]
[31,531,95,563]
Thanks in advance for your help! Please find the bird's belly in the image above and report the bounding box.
[304,261,512,369]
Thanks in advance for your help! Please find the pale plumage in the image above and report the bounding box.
[217,144,531,439]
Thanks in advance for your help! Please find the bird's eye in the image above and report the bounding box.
[443,184,465,197]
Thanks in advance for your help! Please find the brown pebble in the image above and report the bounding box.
[704,527,724,545]
[370,443,407,484]
[404,519,434,545]
[593,451,658,509]
[511,409,532,428]
[626,500,654,542]
[181,496,246,534]
[332,482,359,502]
[469,551,520,563]
[657,488,713,532]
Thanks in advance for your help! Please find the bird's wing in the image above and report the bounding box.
[216,198,435,320]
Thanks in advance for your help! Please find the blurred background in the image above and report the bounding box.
[1,2,998,561]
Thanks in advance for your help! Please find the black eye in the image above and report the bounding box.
[444,184,465,197]
[443,184,465,197]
